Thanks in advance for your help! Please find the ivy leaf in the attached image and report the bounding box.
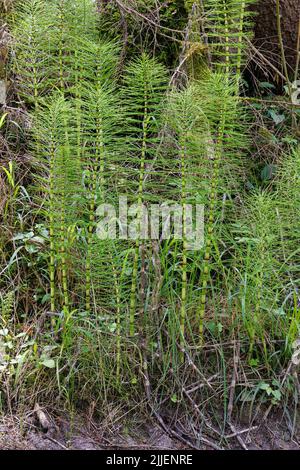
[41,293,51,305]
[259,382,272,395]
[0,329,9,336]
[40,358,55,369]
[259,81,275,90]
[261,164,276,181]
[271,390,281,401]
[268,109,285,125]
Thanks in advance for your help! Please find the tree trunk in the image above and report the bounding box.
[252,0,300,81]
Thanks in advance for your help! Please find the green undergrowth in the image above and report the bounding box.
[0,0,299,440]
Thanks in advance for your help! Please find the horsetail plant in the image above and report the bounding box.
[190,0,256,342]
[230,190,281,359]
[123,54,168,336]
[11,0,51,108]
[203,0,256,80]
[32,94,80,315]
[80,80,120,313]
[276,148,300,308]
[194,73,249,342]
[165,84,206,353]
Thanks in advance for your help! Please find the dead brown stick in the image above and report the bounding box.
[247,39,287,83]
[227,340,240,421]
[139,348,222,450]
[114,0,185,35]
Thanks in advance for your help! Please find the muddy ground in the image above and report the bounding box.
[0,409,300,450]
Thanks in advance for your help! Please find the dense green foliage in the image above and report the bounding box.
[0,0,299,443]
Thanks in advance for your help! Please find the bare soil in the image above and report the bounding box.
[0,409,300,450]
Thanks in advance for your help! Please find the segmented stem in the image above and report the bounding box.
[60,122,70,310]
[222,0,230,75]
[110,252,122,385]
[129,87,148,337]
[180,136,187,355]
[49,139,56,313]
[198,110,226,343]
[58,0,65,91]
[60,210,69,310]
[85,68,105,313]
[236,1,246,80]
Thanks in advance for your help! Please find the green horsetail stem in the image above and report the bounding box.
[129,89,148,337]
[129,243,139,336]
[110,251,122,385]
[222,0,230,75]
[59,118,71,311]
[58,0,65,91]
[179,136,187,357]
[85,210,94,314]
[198,109,226,344]
[74,48,83,162]
[236,2,246,79]
[251,250,267,360]
[56,4,69,312]
[203,0,255,78]
[85,118,104,312]
[59,199,69,311]
[60,209,69,310]
[248,272,262,358]
[49,140,56,313]
[85,71,105,313]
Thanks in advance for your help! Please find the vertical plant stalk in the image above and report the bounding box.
[129,87,148,337]
[58,4,70,311]
[85,69,105,313]
[236,1,246,84]
[249,276,268,362]
[294,19,300,83]
[222,0,230,75]
[31,10,39,111]
[110,251,122,385]
[198,111,226,344]
[250,245,267,359]
[85,121,104,312]
[58,0,65,91]
[249,271,263,358]
[139,244,147,322]
[129,243,139,336]
[59,122,70,311]
[49,139,56,314]
[85,203,94,314]
[179,135,187,356]
[293,19,300,132]
[276,0,292,98]
[60,215,69,310]
[74,48,83,162]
